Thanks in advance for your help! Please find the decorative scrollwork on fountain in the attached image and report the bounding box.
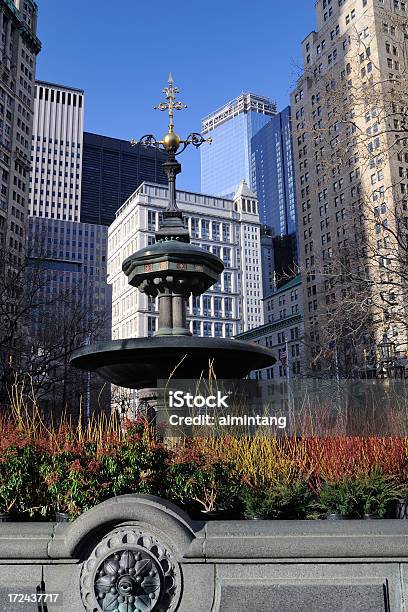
[131,134,159,149]
[80,528,181,612]
[187,132,212,148]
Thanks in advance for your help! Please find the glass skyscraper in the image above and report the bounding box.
[250,106,297,236]
[250,107,298,297]
[200,93,276,197]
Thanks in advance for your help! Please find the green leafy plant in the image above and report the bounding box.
[0,444,42,516]
[166,460,241,513]
[315,479,361,518]
[240,481,314,519]
[316,472,406,519]
[354,471,406,518]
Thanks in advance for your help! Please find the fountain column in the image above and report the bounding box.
[157,286,173,335]
[172,291,189,336]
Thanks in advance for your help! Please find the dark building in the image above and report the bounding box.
[251,107,299,296]
[261,226,298,295]
[80,132,168,226]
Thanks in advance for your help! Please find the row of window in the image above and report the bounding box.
[144,317,236,339]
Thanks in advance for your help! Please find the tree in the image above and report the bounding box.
[0,239,110,417]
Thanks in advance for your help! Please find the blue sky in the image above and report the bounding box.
[36,0,315,192]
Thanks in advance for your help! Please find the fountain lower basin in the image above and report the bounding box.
[70,336,276,389]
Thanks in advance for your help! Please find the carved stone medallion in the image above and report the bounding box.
[80,528,181,611]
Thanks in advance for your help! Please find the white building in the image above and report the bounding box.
[29,80,84,221]
[108,180,263,340]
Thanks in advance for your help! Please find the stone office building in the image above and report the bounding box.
[236,274,305,380]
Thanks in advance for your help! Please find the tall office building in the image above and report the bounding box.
[200,93,276,197]
[0,0,40,269]
[27,216,111,338]
[29,81,84,221]
[27,83,111,413]
[0,0,40,391]
[251,106,297,236]
[81,132,167,226]
[251,107,299,295]
[28,84,110,335]
[291,0,408,374]
[108,180,263,342]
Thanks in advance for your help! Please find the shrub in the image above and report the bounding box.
[240,481,314,519]
[353,471,406,518]
[165,459,241,513]
[0,444,42,517]
[314,472,406,518]
[314,479,361,518]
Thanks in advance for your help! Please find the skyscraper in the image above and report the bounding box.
[0,0,40,269]
[251,106,297,236]
[29,81,84,221]
[200,93,276,197]
[28,83,111,336]
[0,0,41,391]
[27,84,111,413]
[251,106,299,295]
[81,132,167,226]
[291,0,408,375]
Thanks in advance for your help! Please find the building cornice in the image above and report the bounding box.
[1,0,41,53]
[235,314,303,341]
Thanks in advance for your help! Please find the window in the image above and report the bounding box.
[203,296,212,316]
[201,219,209,238]
[203,322,212,337]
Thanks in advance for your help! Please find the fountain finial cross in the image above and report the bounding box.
[130,73,211,156]
[130,74,212,240]
[154,72,187,135]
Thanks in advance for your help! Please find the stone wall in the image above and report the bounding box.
[0,494,406,611]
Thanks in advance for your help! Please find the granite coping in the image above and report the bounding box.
[0,496,406,562]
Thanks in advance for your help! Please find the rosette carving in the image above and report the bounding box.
[80,528,181,612]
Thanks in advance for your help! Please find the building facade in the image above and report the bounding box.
[26,83,112,413]
[28,216,111,339]
[291,0,408,375]
[200,93,276,197]
[261,226,299,296]
[108,180,263,341]
[29,81,84,221]
[251,106,297,237]
[27,85,111,329]
[236,275,305,380]
[27,216,111,415]
[81,132,167,227]
[0,0,40,393]
[251,107,299,297]
[0,0,40,269]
